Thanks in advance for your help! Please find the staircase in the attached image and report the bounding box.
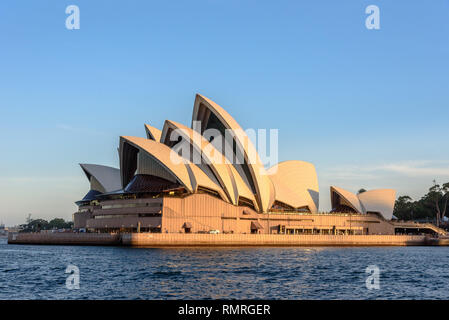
[393,221,447,235]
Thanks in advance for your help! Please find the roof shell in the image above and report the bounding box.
[79,163,121,193]
[267,160,319,213]
[144,124,162,142]
[330,186,363,214]
[120,136,193,193]
[227,163,259,211]
[191,94,274,212]
[330,186,396,220]
[160,119,237,205]
[185,163,228,202]
[358,189,396,220]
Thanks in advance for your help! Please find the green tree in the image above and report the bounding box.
[27,219,49,232]
[20,217,73,232]
[49,218,68,229]
[393,195,414,220]
[393,181,449,224]
[427,180,449,226]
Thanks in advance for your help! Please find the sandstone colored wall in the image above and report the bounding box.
[122,233,426,247]
[8,233,120,245]
[161,193,395,235]
[8,232,427,247]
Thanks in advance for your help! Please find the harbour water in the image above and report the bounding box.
[1,238,448,299]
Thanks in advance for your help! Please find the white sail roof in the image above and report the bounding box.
[79,163,121,193]
[191,94,274,212]
[268,161,319,213]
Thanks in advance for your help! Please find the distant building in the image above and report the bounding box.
[72,94,437,236]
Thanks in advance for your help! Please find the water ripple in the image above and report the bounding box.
[1,239,449,299]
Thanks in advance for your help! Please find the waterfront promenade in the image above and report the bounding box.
[8,232,443,247]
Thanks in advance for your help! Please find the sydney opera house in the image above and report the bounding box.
[74,94,404,236]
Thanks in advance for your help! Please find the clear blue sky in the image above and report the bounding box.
[1,0,448,226]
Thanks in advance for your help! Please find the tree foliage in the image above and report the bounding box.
[393,181,449,225]
[20,217,73,232]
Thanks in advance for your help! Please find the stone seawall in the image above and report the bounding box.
[8,233,120,246]
[8,232,429,247]
[121,233,427,247]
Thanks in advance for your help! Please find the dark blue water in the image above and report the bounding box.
[1,238,449,299]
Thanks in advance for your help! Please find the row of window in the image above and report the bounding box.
[101,202,162,209]
[94,213,161,219]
